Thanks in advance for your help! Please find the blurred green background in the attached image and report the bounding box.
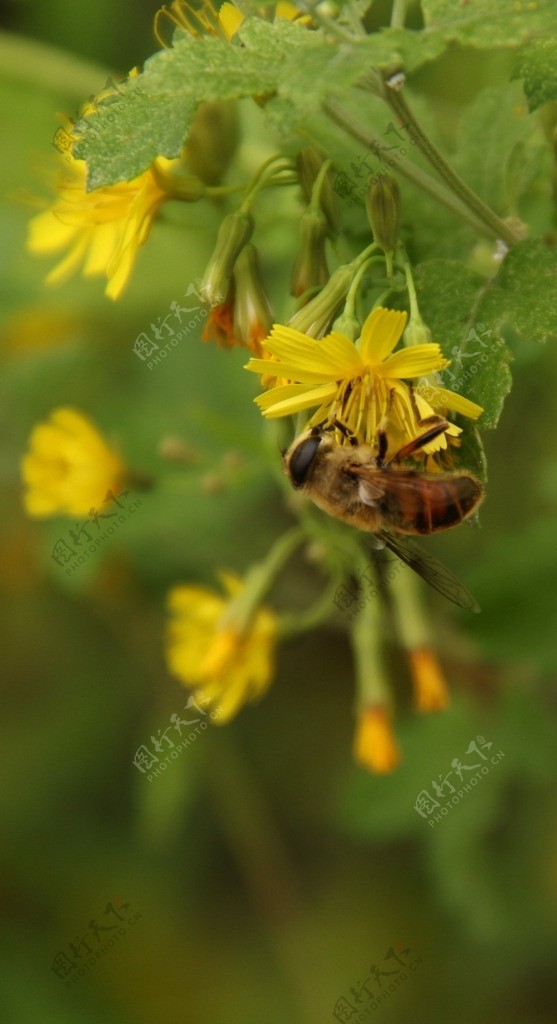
[1,2,557,1022]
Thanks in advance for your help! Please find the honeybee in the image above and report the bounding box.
[284,418,484,612]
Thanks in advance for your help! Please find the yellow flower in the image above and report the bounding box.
[353,705,401,774]
[155,0,309,46]
[408,647,450,712]
[246,306,483,456]
[166,573,277,722]
[21,408,125,518]
[28,154,185,300]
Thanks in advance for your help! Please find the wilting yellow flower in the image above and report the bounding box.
[408,646,450,712]
[353,705,401,774]
[246,306,483,455]
[166,573,277,722]
[21,407,125,518]
[28,154,187,300]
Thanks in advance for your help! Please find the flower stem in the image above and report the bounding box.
[278,576,339,639]
[376,81,522,247]
[322,97,507,241]
[390,0,408,29]
[350,556,391,709]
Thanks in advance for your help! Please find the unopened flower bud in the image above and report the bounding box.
[366,174,401,253]
[288,261,355,338]
[233,244,273,355]
[290,208,329,298]
[404,316,432,346]
[296,147,337,234]
[200,210,254,306]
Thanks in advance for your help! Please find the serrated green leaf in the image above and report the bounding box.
[453,83,536,218]
[74,20,325,188]
[511,36,557,111]
[422,0,557,47]
[477,238,557,345]
[413,259,512,437]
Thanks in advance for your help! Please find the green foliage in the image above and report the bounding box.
[511,36,557,111]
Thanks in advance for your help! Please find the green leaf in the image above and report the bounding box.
[421,0,557,48]
[73,20,328,188]
[477,238,557,346]
[511,36,557,111]
[413,259,512,438]
[452,83,538,218]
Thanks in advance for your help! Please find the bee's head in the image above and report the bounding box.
[284,427,328,489]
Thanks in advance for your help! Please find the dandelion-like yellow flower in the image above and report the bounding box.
[353,705,401,774]
[408,647,450,712]
[246,307,483,455]
[28,154,183,300]
[166,573,277,723]
[21,407,125,518]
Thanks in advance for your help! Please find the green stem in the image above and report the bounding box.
[278,576,339,639]
[221,527,305,634]
[376,81,522,247]
[323,97,505,240]
[349,556,391,709]
[390,0,408,29]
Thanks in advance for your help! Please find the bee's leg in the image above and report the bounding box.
[330,417,359,447]
[376,427,389,466]
[388,419,449,463]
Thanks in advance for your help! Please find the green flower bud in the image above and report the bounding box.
[404,316,432,346]
[200,211,254,307]
[288,261,356,338]
[296,147,338,235]
[290,208,329,298]
[233,244,273,355]
[366,174,401,253]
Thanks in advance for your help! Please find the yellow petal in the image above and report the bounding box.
[255,382,337,417]
[378,344,447,379]
[425,385,483,419]
[360,306,407,363]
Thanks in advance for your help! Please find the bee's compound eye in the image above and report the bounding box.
[288,436,322,487]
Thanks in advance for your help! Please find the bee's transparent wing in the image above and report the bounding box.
[377,530,480,613]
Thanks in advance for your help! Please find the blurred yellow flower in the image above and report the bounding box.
[155,0,308,46]
[166,572,277,722]
[246,307,483,455]
[21,408,125,518]
[408,646,450,712]
[353,705,401,774]
[27,155,180,300]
